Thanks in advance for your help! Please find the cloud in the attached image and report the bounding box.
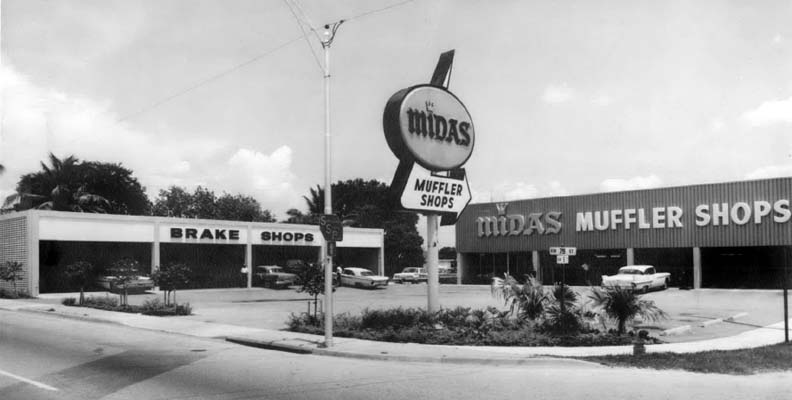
[541,83,575,104]
[599,175,663,192]
[0,64,300,216]
[741,96,792,127]
[745,164,792,180]
[473,181,569,203]
[591,94,612,106]
[709,117,725,132]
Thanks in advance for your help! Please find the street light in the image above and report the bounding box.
[321,21,343,348]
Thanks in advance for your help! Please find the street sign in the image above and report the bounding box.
[398,163,471,217]
[318,214,343,242]
[550,246,577,256]
[556,255,569,264]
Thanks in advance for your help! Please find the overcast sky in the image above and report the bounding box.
[2,0,792,248]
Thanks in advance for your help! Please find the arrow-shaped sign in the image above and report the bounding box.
[398,163,471,218]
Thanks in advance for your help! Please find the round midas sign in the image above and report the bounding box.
[383,85,475,171]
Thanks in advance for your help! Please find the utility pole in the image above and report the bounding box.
[321,21,342,348]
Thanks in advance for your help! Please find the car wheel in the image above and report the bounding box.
[642,285,649,294]
[662,279,669,290]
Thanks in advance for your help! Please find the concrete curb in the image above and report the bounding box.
[224,335,604,367]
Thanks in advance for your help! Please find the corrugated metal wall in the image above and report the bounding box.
[0,214,29,294]
[457,177,792,253]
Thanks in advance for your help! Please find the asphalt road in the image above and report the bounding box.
[2,309,792,399]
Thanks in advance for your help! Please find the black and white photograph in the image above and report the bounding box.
[1,1,792,399]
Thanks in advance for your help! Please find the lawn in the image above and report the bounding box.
[579,343,792,375]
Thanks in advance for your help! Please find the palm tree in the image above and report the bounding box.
[303,185,324,215]
[491,274,547,320]
[13,153,109,212]
[588,285,667,335]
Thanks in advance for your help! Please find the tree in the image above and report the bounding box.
[215,193,275,222]
[64,261,94,305]
[301,180,424,276]
[439,247,457,260]
[588,285,667,335]
[282,208,318,225]
[295,263,335,320]
[107,258,141,307]
[12,153,149,214]
[151,263,191,305]
[0,261,25,296]
[151,186,275,222]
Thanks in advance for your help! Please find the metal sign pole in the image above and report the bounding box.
[426,214,440,312]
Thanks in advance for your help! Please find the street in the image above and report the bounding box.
[1,309,791,400]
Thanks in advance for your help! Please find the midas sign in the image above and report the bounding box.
[383,85,475,171]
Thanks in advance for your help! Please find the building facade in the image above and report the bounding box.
[455,177,792,289]
[0,210,384,296]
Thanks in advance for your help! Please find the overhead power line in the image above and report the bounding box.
[117,0,418,123]
[117,36,303,123]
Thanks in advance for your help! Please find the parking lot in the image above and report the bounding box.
[39,284,791,344]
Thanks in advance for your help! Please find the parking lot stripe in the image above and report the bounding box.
[0,369,59,391]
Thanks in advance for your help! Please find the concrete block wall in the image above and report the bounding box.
[0,214,30,295]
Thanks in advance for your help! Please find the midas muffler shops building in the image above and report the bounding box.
[0,210,384,296]
[455,177,792,289]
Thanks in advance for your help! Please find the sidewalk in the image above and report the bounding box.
[2,297,791,365]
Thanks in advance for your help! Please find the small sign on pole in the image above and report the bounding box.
[556,255,569,264]
[318,214,343,242]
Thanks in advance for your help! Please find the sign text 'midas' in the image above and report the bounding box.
[405,107,471,147]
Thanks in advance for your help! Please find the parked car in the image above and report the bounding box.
[339,267,389,289]
[392,267,427,283]
[601,265,671,293]
[254,265,297,289]
[439,267,457,283]
[96,274,154,294]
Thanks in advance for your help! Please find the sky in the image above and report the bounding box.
[2,0,792,249]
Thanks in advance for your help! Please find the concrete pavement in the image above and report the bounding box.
[2,295,791,365]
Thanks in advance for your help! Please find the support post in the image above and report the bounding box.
[246,224,253,289]
[626,248,635,266]
[693,247,702,289]
[532,250,541,283]
[426,214,440,312]
[785,247,789,343]
[321,25,336,347]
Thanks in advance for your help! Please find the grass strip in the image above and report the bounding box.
[578,343,792,375]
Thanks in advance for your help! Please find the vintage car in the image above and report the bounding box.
[254,265,298,289]
[438,267,457,283]
[392,267,427,283]
[601,265,671,293]
[96,275,154,294]
[340,267,389,289]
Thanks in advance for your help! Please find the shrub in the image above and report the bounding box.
[491,274,548,320]
[588,285,668,335]
[83,295,119,309]
[139,298,192,316]
[62,297,77,306]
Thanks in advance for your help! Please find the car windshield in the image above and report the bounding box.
[268,267,283,273]
[404,268,417,273]
[618,269,642,275]
[360,271,374,276]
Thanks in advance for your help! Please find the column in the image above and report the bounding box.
[626,248,635,266]
[532,250,541,283]
[693,247,702,289]
[455,252,465,284]
[246,224,253,289]
[27,212,40,297]
[151,220,160,274]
